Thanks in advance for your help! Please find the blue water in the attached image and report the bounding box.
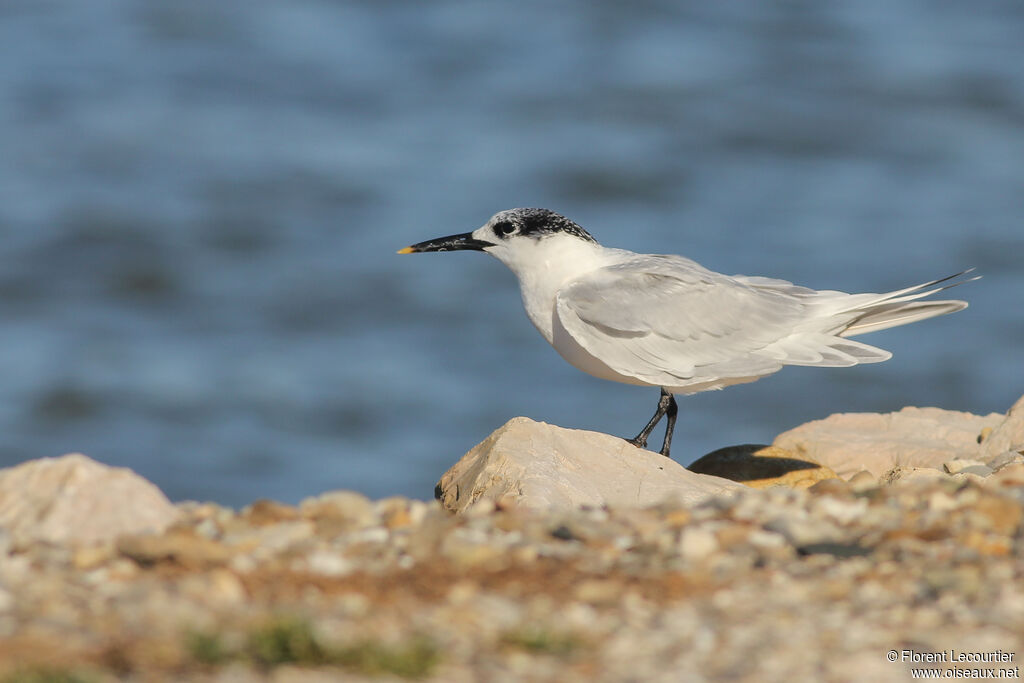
[1,1,1022,507]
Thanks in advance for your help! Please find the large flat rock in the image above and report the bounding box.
[436,417,744,512]
[0,453,179,548]
[773,406,1005,479]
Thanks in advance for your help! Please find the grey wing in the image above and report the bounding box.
[554,255,867,388]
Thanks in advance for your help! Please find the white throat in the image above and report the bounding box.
[486,233,611,342]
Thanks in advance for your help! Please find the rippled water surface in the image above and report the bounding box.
[1,1,1022,506]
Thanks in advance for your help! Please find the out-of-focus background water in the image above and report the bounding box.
[1,1,1021,507]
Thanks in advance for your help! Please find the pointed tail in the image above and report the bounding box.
[839,269,977,337]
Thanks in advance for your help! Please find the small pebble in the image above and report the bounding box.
[2,461,1022,681]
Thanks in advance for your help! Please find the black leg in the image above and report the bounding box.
[659,393,678,458]
[627,388,674,451]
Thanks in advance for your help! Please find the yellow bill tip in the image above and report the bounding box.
[396,246,415,255]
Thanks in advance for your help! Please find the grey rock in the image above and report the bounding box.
[0,453,179,548]
[957,465,994,477]
[773,407,1004,479]
[989,451,1024,472]
[436,417,744,512]
[943,458,987,474]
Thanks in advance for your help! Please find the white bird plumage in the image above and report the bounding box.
[399,208,974,458]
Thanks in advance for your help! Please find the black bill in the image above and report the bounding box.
[397,232,494,254]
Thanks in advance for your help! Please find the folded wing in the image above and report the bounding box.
[554,255,892,390]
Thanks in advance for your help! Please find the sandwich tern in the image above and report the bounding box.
[399,208,974,458]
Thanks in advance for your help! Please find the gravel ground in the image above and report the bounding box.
[1,463,1023,682]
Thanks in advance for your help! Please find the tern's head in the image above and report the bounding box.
[398,208,600,274]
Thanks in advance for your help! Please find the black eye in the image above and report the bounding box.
[494,221,518,237]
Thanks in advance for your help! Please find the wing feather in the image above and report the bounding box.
[552,256,965,391]
[554,256,808,386]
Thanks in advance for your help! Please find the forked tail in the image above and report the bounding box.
[839,269,977,337]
